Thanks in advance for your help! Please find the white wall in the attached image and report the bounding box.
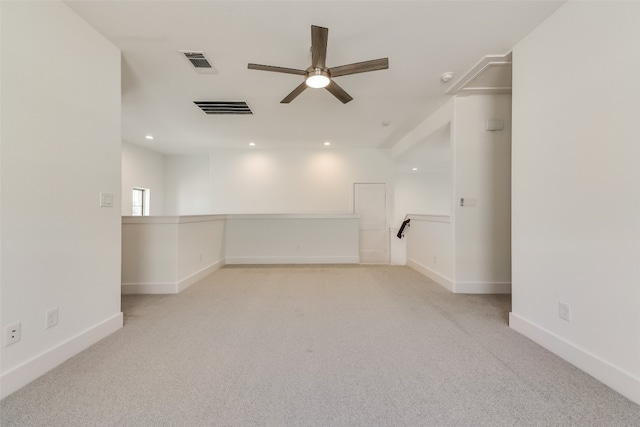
[208,148,393,214]
[164,154,211,215]
[121,147,210,216]
[394,171,450,220]
[406,215,455,289]
[124,147,394,217]
[398,94,511,292]
[122,216,225,294]
[225,214,360,264]
[176,217,225,284]
[453,95,512,288]
[392,123,452,266]
[122,221,178,287]
[510,1,640,404]
[393,123,452,225]
[1,1,122,398]
[121,142,165,216]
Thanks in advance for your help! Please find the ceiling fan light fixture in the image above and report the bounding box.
[248,25,388,104]
[306,69,330,88]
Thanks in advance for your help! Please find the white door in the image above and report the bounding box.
[354,183,388,264]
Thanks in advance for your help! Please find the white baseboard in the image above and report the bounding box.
[1,312,123,400]
[406,259,454,292]
[121,282,177,294]
[406,260,511,294]
[122,260,224,295]
[509,312,640,406]
[176,260,225,293]
[454,282,511,294]
[225,256,360,265]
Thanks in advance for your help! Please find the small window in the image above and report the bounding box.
[132,188,150,216]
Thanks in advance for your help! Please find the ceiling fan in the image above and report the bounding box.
[248,25,389,104]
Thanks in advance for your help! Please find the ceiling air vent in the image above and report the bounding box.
[194,101,253,115]
[180,51,218,74]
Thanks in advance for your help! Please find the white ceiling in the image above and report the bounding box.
[66,0,564,155]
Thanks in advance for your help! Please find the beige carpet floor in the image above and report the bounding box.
[2,265,639,426]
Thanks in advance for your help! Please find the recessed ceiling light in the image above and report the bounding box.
[249,142,256,146]
[324,142,331,146]
[412,167,418,171]
[145,135,154,140]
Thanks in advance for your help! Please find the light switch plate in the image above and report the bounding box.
[46,308,59,329]
[485,119,504,131]
[559,302,571,321]
[100,192,113,207]
[460,198,476,207]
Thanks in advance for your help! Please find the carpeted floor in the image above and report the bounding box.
[2,265,639,426]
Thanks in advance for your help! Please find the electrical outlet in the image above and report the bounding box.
[46,308,59,329]
[4,322,21,347]
[559,302,571,322]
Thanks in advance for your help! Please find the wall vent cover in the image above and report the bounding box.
[194,101,253,115]
[180,51,218,74]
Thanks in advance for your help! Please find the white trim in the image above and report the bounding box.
[122,214,226,225]
[407,260,510,295]
[121,261,224,295]
[121,282,177,295]
[176,261,225,293]
[454,282,511,294]
[406,259,454,292]
[123,214,358,224]
[406,214,451,223]
[225,256,360,265]
[446,52,512,95]
[0,312,123,400]
[509,312,640,406]
[226,213,359,220]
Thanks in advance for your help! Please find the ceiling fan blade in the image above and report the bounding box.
[311,25,328,69]
[330,58,389,77]
[325,80,353,104]
[281,81,308,104]
[248,63,306,76]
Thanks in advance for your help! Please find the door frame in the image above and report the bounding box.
[353,182,389,264]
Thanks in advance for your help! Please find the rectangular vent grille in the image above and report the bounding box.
[184,52,211,69]
[194,101,253,115]
[179,51,218,74]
